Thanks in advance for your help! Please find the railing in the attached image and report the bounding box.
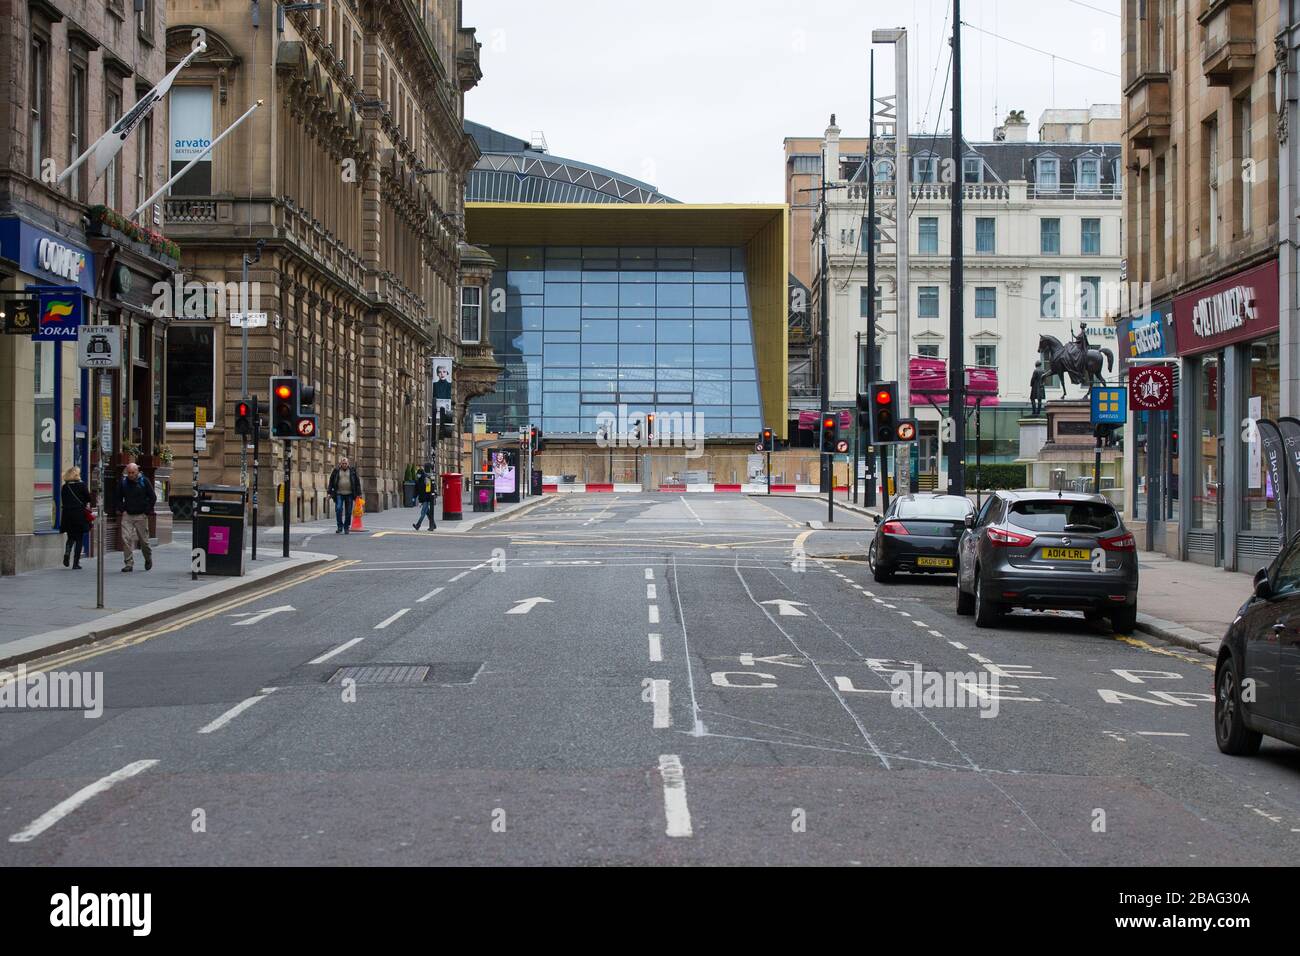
[1029,182,1121,200]
[163,199,217,223]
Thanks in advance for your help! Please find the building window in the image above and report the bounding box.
[105,87,122,210]
[1237,94,1252,235]
[165,326,214,425]
[1036,157,1060,192]
[169,86,213,195]
[1040,276,1060,318]
[1040,218,1060,254]
[1077,157,1101,192]
[860,342,884,382]
[137,0,153,38]
[136,114,153,205]
[975,217,995,254]
[68,64,87,202]
[975,344,997,368]
[460,286,482,344]
[917,343,940,358]
[860,215,874,252]
[913,155,938,183]
[918,286,940,318]
[919,217,938,254]
[1205,117,1219,248]
[963,157,983,183]
[1080,217,1101,255]
[875,158,894,182]
[1080,276,1100,317]
[29,37,48,180]
[859,286,871,317]
[975,287,996,318]
[1113,158,1122,195]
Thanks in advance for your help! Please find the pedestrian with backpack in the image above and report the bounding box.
[412,464,438,531]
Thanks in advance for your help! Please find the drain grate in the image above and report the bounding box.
[325,662,482,685]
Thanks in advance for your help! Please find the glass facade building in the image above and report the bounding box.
[472,245,764,436]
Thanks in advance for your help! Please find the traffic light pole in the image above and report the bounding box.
[946,0,967,496]
[766,449,771,495]
[282,439,291,558]
[865,50,878,508]
[251,405,260,561]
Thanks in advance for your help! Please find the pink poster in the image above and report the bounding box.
[209,526,230,556]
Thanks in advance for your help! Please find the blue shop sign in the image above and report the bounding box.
[31,288,84,340]
[0,217,95,294]
[1117,301,1176,373]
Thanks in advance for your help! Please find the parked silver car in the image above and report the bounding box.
[955,490,1139,630]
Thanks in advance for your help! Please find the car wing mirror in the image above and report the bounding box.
[1254,568,1273,601]
[869,512,882,524]
[964,514,975,530]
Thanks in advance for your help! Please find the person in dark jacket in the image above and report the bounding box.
[327,456,362,534]
[60,465,94,569]
[412,465,438,531]
[117,462,156,572]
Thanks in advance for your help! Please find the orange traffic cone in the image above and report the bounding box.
[351,496,365,532]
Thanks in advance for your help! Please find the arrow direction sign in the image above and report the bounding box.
[760,599,807,617]
[229,605,296,626]
[506,597,553,615]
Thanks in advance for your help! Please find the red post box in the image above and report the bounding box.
[441,472,463,521]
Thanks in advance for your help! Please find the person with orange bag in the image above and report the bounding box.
[327,456,363,535]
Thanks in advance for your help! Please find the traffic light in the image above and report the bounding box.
[760,427,775,453]
[646,413,655,442]
[819,413,839,453]
[1170,428,1179,458]
[438,406,454,439]
[270,376,297,438]
[234,398,252,436]
[869,381,899,443]
[295,381,317,439]
[856,391,873,430]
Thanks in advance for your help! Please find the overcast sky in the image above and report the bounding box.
[462,0,1122,203]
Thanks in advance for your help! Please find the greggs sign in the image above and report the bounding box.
[1174,260,1278,356]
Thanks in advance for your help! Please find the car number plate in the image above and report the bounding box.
[1040,547,1091,561]
[916,556,953,568]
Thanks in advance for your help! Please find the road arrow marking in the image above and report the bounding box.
[229,605,296,626]
[739,652,805,668]
[760,599,806,617]
[506,597,553,615]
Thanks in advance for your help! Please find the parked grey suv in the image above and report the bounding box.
[955,490,1139,630]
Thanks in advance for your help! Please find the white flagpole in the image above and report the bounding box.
[130,100,263,221]
[58,42,207,186]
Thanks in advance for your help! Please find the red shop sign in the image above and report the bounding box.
[1172,259,1278,356]
[1130,365,1174,410]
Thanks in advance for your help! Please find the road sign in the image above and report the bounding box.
[1091,386,1127,425]
[229,312,268,328]
[755,442,765,453]
[194,427,208,452]
[195,406,207,428]
[77,325,121,369]
[99,420,113,454]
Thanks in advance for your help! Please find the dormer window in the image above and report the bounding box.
[962,157,983,183]
[1077,157,1101,192]
[1036,157,1060,192]
[913,155,938,183]
[875,158,894,182]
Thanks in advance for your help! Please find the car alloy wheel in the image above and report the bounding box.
[974,574,1000,628]
[1215,658,1262,756]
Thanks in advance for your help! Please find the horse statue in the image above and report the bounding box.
[1037,332,1114,399]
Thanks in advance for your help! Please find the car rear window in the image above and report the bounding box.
[1007,500,1120,533]
[897,498,972,520]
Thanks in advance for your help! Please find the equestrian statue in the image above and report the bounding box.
[1036,323,1114,399]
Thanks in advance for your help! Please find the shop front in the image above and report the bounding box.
[1172,259,1280,572]
[0,217,95,574]
[1117,299,1178,555]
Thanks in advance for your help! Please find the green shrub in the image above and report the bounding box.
[965,462,1025,490]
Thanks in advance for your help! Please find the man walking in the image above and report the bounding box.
[328,456,362,534]
[118,462,155,572]
[412,464,437,531]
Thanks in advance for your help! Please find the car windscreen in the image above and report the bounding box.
[896,498,972,520]
[1007,500,1120,533]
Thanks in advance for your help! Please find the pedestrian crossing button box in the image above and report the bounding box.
[193,484,247,577]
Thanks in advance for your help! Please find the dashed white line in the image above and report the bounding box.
[648,605,660,624]
[448,571,469,582]
[949,641,967,649]
[651,679,671,728]
[657,754,693,838]
[679,496,704,526]
[374,608,411,630]
[648,633,663,662]
[912,620,928,627]
[309,637,363,664]
[647,583,657,600]
[929,630,944,638]
[199,691,275,734]
[8,759,159,843]
[417,587,444,603]
[645,568,654,580]
[1136,731,1191,737]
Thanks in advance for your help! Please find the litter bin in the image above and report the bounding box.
[472,473,496,512]
[441,472,463,521]
[193,484,247,576]
[531,469,542,496]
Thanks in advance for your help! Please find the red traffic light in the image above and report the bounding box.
[275,384,292,400]
[822,416,835,430]
[237,402,250,417]
[875,389,891,405]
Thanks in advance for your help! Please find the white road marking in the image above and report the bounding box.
[374,608,411,629]
[913,620,928,627]
[506,597,553,615]
[1136,731,1191,737]
[8,759,159,843]
[670,556,707,737]
[648,633,663,662]
[229,604,296,626]
[648,604,660,624]
[679,496,704,526]
[647,583,657,600]
[657,754,693,838]
[309,637,363,664]
[448,571,469,582]
[882,603,896,609]
[417,587,444,603]
[949,641,967,649]
[199,692,275,734]
[645,568,654,580]
[652,679,671,728]
[760,599,807,617]
[929,630,944,637]
[898,611,911,617]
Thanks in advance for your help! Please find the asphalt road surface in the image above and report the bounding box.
[2,493,1297,865]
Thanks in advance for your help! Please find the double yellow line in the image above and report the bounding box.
[0,559,356,683]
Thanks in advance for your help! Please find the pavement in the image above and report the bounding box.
[0,490,1295,866]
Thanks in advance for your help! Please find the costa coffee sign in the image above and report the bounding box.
[1173,260,1278,356]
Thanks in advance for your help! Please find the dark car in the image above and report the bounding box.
[867,493,974,583]
[954,490,1138,630]
[1215,534,1300,755]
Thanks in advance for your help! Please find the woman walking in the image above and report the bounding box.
[60,465,94,569]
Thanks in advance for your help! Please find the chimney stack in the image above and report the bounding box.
[1000,109,1029,143]
[824,114,841,183]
